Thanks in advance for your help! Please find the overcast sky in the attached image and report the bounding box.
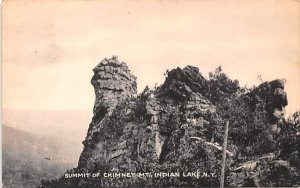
[3,0,300,115]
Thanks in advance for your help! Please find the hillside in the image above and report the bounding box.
[2,110,92,163]
[2,125,77,188]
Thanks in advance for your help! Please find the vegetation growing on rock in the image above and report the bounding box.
[41,56,300,187]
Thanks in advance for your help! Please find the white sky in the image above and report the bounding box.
[2,0,300,115]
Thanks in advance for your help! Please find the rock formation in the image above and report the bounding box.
[79,56,137,169]
[91,55,137,115]
[41,56,299,187]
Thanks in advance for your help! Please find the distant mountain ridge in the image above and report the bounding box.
[3,125,76,188]
[2,109,92,161]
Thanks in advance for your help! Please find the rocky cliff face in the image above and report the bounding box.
[42,57,299,187]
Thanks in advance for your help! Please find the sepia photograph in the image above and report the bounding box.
[2,0,300,187]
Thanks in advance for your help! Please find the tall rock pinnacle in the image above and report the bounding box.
[78,56,137,168]
[91,56,137,116]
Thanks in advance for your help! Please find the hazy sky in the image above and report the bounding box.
[3,0,300,115]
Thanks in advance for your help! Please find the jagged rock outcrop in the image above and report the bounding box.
[157,66,215,113]
[252,79,287,120]
[226,79,288,156]
[41,57,299,187]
